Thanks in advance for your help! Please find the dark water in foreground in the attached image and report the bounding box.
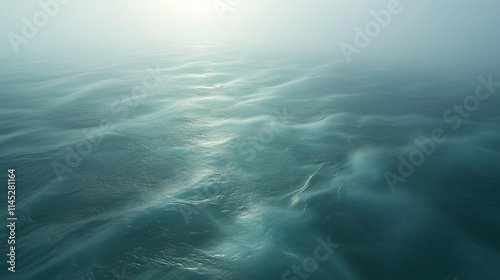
[1,47,499,280]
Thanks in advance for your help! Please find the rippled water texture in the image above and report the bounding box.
[1,46,499,280]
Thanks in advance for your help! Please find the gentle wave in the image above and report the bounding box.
[1,48,499,280]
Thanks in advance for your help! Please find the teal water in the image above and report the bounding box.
[1,46,500,280]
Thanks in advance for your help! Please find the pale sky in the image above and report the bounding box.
[1,0,500,71]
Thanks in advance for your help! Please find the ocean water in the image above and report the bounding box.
[1,46,499,280]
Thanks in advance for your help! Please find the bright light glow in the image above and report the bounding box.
[153,0,215,24]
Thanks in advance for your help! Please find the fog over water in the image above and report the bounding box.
[1,1,499,280]
[2,0,500,68]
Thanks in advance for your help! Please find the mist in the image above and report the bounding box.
[2,0,500,73]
